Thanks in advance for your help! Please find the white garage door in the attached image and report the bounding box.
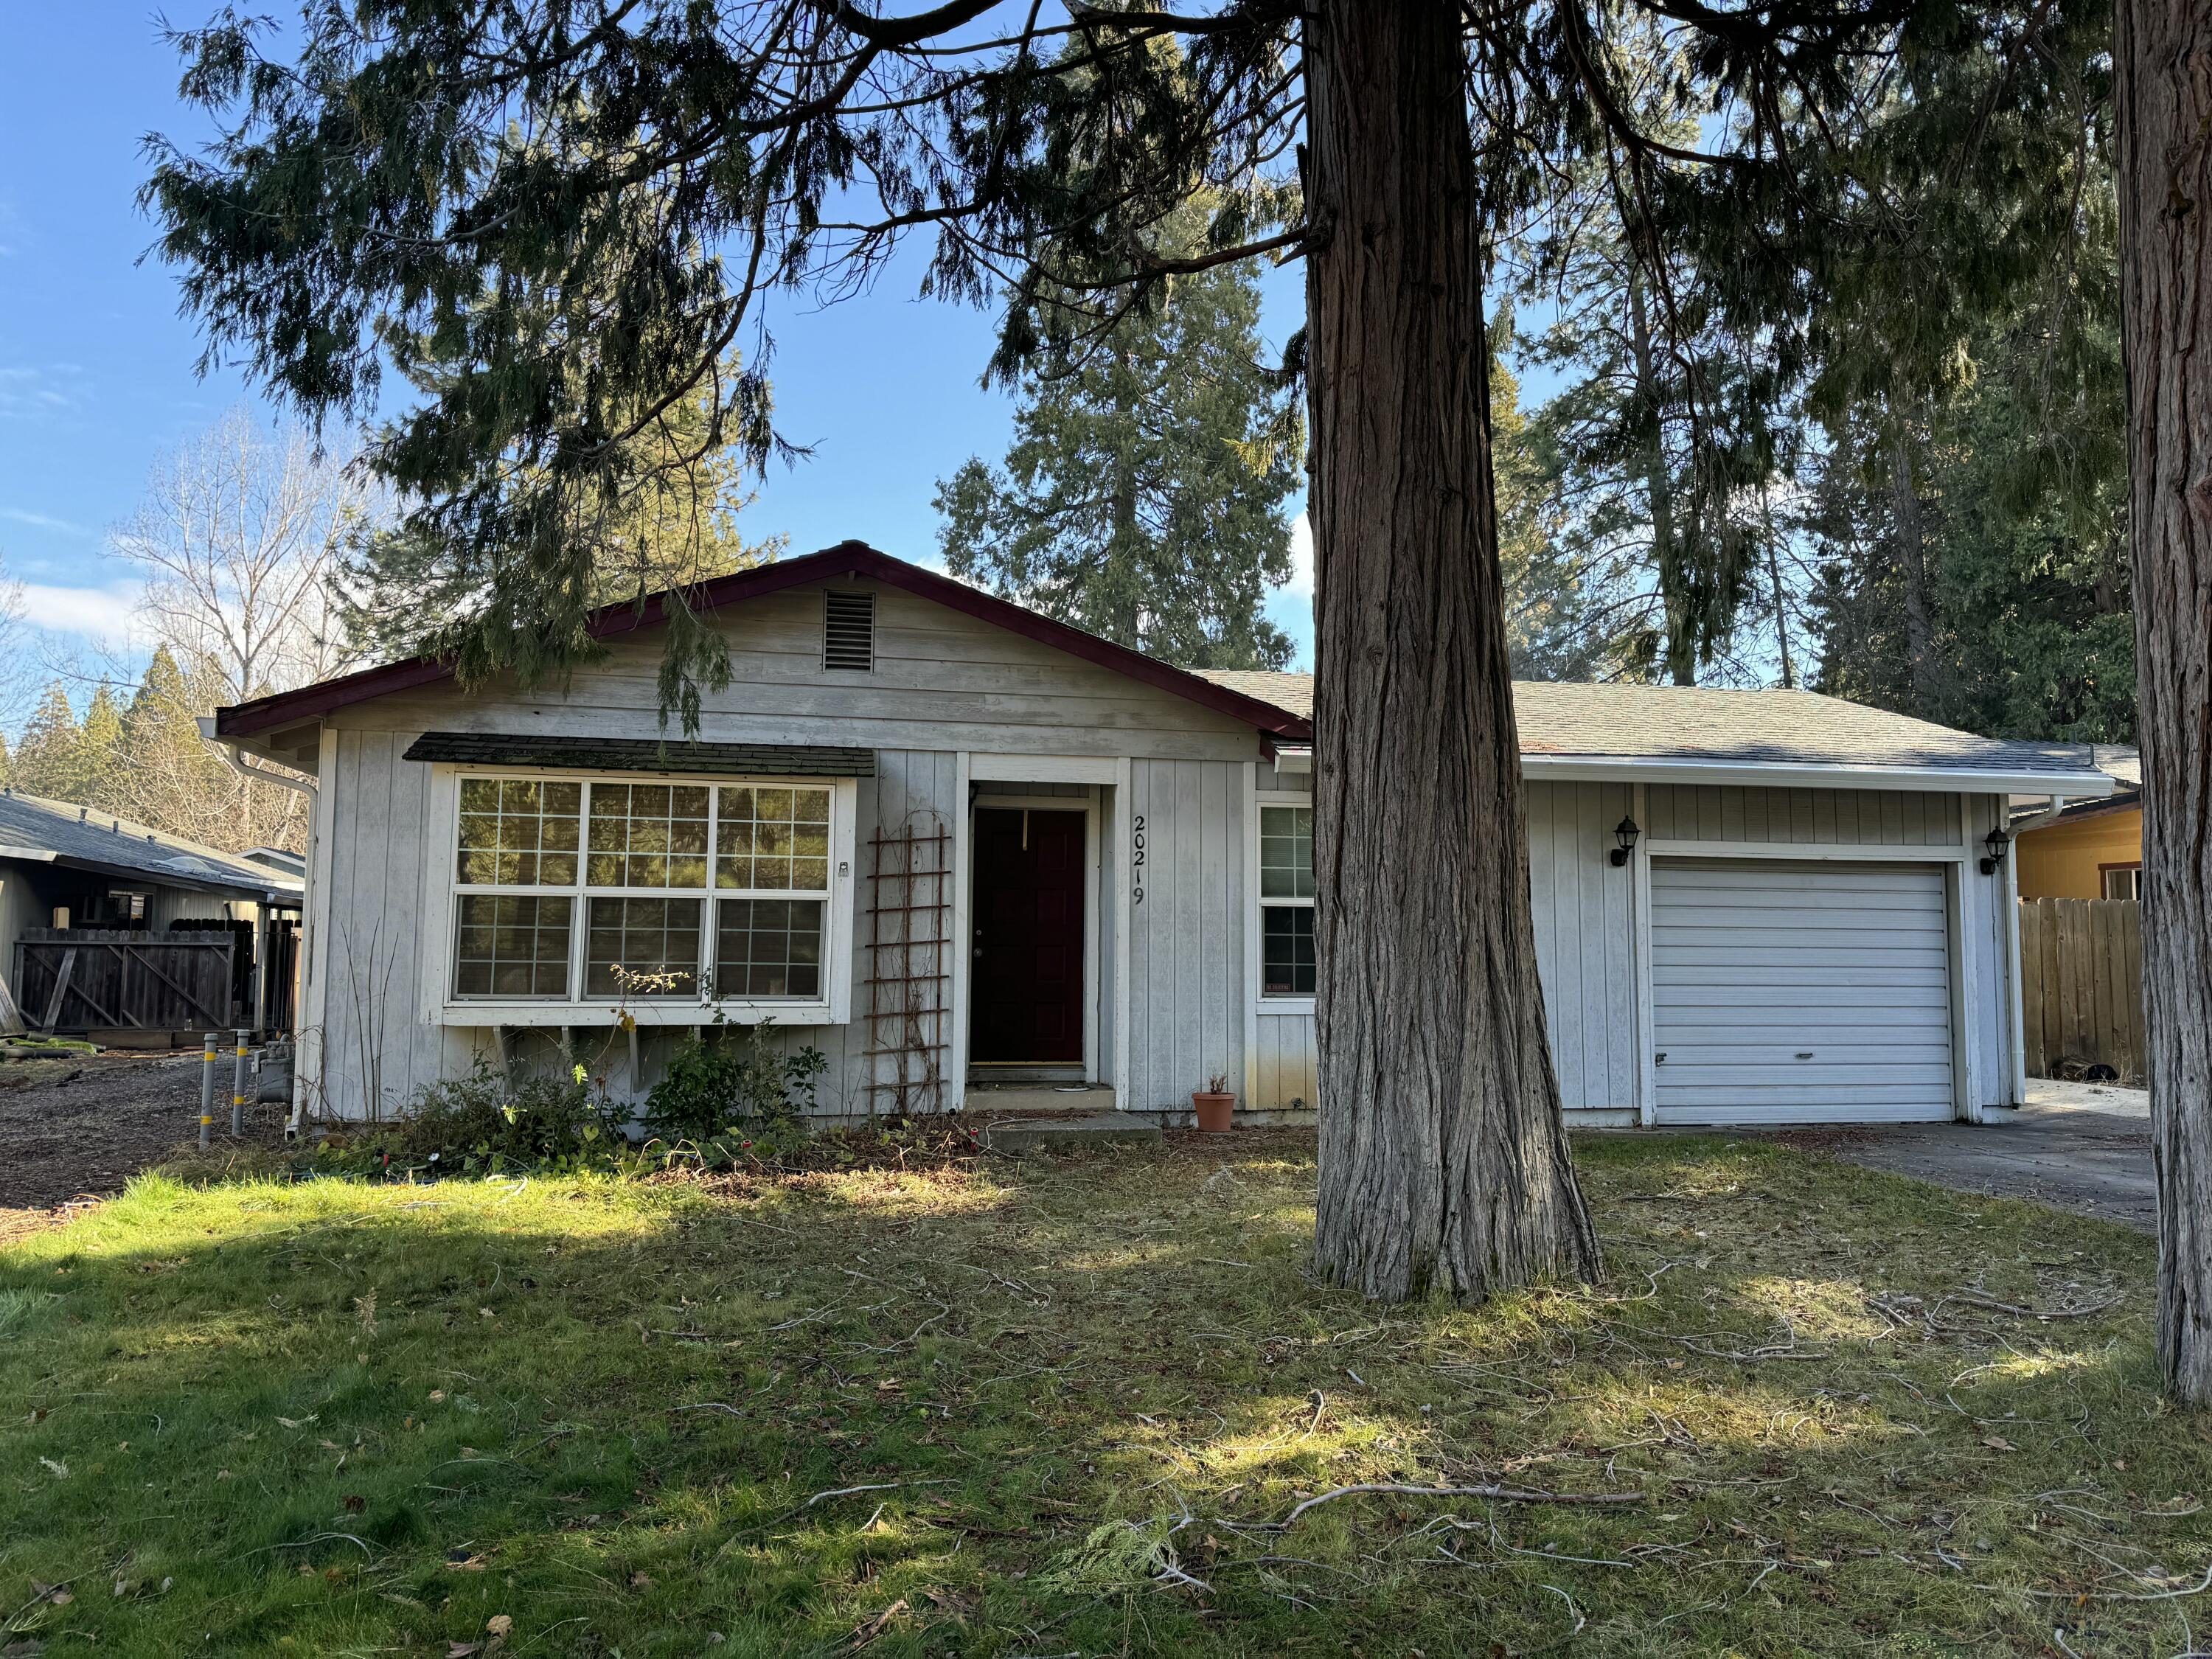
[1651,858,1955,1125]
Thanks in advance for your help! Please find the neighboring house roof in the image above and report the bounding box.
[0,790,305,904]
[213,542,1312,745]
[243,846,308,875]
[1201,672,2115,793]
[2017,788,2143,830]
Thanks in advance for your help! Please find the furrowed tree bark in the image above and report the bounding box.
[2116,0,2212,1402]
[1304,0,1600,1302]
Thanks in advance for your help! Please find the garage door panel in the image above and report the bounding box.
[1653,976,1950,1004]
[1663,1022,1955,1044]
[1657,1062,1953,1089]
[1651,858,1954,1126]
[1652,958,1950,982]
[1653,866,1948,893]
[1655,904,1946,933]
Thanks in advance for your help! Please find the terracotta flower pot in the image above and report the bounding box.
[1192,1091,1236,1133]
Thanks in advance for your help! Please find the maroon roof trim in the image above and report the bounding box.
[212,541,1313,742]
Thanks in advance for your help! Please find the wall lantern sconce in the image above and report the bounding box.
[1980,827,2012,875]
[1610,816,1641,868]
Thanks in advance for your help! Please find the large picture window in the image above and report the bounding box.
[448,773,841,1009]
[1259,802,1315,998]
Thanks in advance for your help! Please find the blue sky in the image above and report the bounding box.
[0,7,1315,716]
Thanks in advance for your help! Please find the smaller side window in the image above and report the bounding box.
[1259,803,1315,997]
[2101,863,2143,902]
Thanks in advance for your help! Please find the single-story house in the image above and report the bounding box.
[209,541,2112,1128]
[2016,745,2142,901]
[0,787,305,1035]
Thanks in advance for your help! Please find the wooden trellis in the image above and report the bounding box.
[863,814,953,1115]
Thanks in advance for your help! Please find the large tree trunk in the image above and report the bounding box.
[2116,0,2212,1402]
[1304,0,1599,1301]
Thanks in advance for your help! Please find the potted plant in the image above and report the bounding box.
[1192,1074,1236,1133]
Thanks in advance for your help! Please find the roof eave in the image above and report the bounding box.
[1520,753,2118,796]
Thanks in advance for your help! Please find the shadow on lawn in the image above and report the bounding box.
[0,1134,2200,1658]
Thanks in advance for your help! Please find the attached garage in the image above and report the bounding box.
[1649,858,1955,1124]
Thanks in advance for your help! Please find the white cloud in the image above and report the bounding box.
[0,506,96,538]
[18,580,150,648]
[1284,510,1314,599]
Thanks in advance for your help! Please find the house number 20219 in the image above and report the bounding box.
[1131,813,1146,905]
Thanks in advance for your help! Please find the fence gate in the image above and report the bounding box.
[14,928,238,1034]
[2018,897,2144,1083]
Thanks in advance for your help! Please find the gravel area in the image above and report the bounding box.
[0,1049,288,1237]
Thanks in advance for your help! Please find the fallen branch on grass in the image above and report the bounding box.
[805,1478,956,1508]
[1939,1290,2124,1322]
[1270,1481,1646,1528]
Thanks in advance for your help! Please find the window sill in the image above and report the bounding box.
[1256,995,1316,1015]
[438,1001,838,1028]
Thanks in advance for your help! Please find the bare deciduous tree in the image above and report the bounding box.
[105,408,387,849]
[112,407,378,704]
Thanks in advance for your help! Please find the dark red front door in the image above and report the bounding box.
[970,808,1085,1063]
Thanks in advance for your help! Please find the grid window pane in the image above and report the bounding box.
[451,894,573,998]
[588,783,710,888]
[456,778,582,886]
[584,897,702,997]
[717,786,832,891]
[1260,805,1315,900]
[1262,905,1316,997]
[715,898,825,998]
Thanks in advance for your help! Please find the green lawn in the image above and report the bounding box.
[1,1131,2203,1656]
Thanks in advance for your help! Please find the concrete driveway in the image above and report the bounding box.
[1778,1079,2155,1231]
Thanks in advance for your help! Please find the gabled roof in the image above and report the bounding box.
[212,542,1312,743]
[1203,672,2115,793]
[0,790,305,903]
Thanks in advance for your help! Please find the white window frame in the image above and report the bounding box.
[422,765,856,1028]
[1249,790,1317,1008]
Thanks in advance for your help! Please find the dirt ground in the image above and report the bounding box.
[0,1049,288,1238]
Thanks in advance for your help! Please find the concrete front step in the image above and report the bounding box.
[980,1111,1164,1153]
[967,1083,1119,1114]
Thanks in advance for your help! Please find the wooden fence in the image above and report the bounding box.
[13,928,240,1034]
[2019,897,2144,1083]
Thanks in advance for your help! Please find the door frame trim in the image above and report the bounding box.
[1638,839,1976,1126]
[967,795,1100,1082]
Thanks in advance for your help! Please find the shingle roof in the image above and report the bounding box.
[0,790,305,901]
[1197,672,2104,780]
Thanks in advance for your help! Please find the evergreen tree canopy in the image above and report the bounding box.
[12,683,91,805]
[936,245,1299,669]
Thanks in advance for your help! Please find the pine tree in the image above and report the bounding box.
[74,687,125,813]
[1804,355,2132,741]
[936,246,1300,669]
[119,645,237,844]
[11,684,79,801]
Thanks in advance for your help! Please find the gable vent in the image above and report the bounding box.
[823,590,876,671]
